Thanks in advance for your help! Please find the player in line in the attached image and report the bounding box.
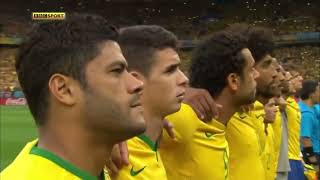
[160,26,259,180]
[1,14,146,180]
[113,25,188,180]
[181,24,282,180]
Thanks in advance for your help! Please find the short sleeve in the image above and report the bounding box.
[300,112,314,138]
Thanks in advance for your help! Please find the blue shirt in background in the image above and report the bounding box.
[299,101,320,153]
[314,104,320,120]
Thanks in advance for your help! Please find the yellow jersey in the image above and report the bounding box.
[271,108,282,173]
[251,100,278,180]
[286,96,302,160]
[264,125,276,180]
[160,103,229,180]
[249,101,282,180]
[1,140,110,180]
[226,111,265,180]
[116,135,167,180]
[250,101,267,154]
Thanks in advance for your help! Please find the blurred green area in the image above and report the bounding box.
[0,106,37,171]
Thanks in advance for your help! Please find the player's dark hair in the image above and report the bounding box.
[226,23,275,63]
[300,80,318,100]
[119,25,178,76]
[16,13,119,125]
[282,61,304,76]
[189,29,248,98]
[247,26,275,63]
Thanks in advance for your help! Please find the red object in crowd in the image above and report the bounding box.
[0,98,27,105]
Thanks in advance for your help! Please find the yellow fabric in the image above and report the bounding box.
[1,140,109,180]
[251,101,267,155]
[116,136,167,180]
[250,101,278,180]
[286,96,302,160]
[264,125,277,180]
[303,164,317,180]
[271,108,282,173]
[226,112,265,180]
[160,103,229,180]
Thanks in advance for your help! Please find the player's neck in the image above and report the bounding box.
[142,109,164,143]
[38,122,113,177]
[302,99,314,107]
[215,92,239,125]
[256,95,270,105]
[282,93,289,100]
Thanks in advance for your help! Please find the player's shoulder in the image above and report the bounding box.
[166,103,199,125]
[171,103,197,117]
[253,101,264,110]
[249,108,265,121]
[1,140,39,178]
[128,135,158,153]
[231,111,250,121]
[300,106,316,117]
[0,157,68,180]
[229,112,255,129]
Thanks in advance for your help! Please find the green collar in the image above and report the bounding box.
[30,145,104,180]
[137,134,158,152]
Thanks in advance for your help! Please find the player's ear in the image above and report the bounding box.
[227,73,240,91]
[48,74,77,106]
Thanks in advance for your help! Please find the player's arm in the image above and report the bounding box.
[301,137,319,172]
[300,112,317,165]
[274,96,287,112]
[263,99,278,134]
[164,105,196,143]
[183,87,222,122]
[264,99,277,124]
[105,142,129,179]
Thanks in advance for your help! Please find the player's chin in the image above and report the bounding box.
[244,93,256,105]
[167,101,182,115]
[127,114,146,135]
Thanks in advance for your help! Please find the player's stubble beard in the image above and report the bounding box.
[257,83,275,99]
[81,85,145,143]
